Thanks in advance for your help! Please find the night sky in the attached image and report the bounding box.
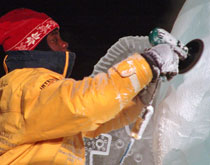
[0,0,185,80]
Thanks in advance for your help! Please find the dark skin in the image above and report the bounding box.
[46,29,69,51]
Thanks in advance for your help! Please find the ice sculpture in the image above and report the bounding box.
[153,0,210,165]
[85,0,210,164]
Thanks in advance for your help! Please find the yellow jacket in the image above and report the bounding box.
[0,53,152,165]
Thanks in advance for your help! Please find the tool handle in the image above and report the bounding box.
[130,105,154,140]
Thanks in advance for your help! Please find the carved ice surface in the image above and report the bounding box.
[153,0,210,164]
[85,1,210,164]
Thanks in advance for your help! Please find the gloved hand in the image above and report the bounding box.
[142,43,180,81]
[138,78,160,105]
[139,43,180,105]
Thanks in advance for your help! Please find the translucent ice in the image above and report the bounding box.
[153,0,210,164]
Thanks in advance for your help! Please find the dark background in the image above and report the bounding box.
[0,0,185,80]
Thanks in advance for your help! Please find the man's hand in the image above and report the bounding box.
[139,43,180,105]
[142,44,180,81]
[138,78,160,105]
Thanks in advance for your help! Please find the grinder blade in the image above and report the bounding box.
[179,39,204,74]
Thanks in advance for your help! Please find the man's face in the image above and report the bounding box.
[47,29,69,51]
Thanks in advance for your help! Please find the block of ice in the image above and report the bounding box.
[153,0,210,164]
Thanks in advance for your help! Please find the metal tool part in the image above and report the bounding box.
[149,28,204,74]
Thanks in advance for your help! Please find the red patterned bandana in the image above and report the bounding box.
[0,8,59,51]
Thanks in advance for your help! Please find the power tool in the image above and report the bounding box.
[149,28,203,74]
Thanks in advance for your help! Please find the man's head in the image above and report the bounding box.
[46,29,69,51]
[0,8,69,52]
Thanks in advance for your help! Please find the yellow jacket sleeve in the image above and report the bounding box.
[84,96,144,138]
[1,53,153,145]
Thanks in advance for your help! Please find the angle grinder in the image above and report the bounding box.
[149,28,204,74]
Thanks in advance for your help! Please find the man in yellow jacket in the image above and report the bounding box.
[0,8,181,164]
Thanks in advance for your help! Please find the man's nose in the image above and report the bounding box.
[60,40,69,51]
